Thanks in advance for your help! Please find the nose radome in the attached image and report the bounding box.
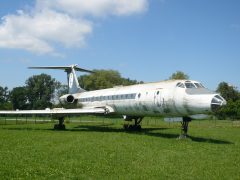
[211,95,227,112]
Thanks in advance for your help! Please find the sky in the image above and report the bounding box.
[0,0,239,91]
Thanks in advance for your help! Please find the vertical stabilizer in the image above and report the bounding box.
[66,66,84,94]
[29,64,94,94]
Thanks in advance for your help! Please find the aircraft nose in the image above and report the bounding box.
[211,95,227,112]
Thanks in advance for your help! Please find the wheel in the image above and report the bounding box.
[123,124,129,130]
[129,125,133,130]
[136,125,141,131]
[54,124,59,130]
[54,124,65,130]
[61,124,66,130]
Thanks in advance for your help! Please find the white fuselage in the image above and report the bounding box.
[62,80,226,117]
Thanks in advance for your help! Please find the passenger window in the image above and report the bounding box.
[138,93,141,98]
[132,94,136,99]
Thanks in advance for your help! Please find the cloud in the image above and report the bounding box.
[0,10,92,54]
[36,0,148,17]
[0,0,148,55]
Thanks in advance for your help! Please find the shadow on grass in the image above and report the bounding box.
[72,125,168,133]
[1,127,54,131]
[1,124,233,145]
[69,125,233,144]
[140,130,233,144]
[188,136,233,144]
[65,125,234,144]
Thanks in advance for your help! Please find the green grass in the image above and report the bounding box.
[0,118,240,179]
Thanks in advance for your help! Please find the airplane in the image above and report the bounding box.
[0,64,226,138]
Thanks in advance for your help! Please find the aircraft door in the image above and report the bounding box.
[154,89,163,108]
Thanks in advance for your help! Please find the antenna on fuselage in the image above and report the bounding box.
[28,64,94,94]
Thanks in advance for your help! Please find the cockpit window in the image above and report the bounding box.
[185,83,196,89]
[215,95,224,101]
[200,83,205,88]
[176,82,185,88]
[194,83,201,88]
[177,81,205,89]
[194,83,205,88]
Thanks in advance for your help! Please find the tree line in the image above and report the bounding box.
[0,70,239,120]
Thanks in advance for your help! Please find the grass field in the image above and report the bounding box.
[0,117,240,179]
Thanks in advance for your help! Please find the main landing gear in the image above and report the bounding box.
[54,117,66,130]
[123,116,143,131]
[179,117,192,139]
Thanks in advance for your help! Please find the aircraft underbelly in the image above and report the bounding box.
[112,100,176,116]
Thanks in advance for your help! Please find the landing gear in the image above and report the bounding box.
[123,116,143,131]
[179,117,192,139]
[54,117,66,130]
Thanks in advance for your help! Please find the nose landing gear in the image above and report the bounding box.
[179,117,192,139]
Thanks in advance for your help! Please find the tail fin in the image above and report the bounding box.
[29,64,94,94]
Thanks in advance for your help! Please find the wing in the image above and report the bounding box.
[0,107,112,116]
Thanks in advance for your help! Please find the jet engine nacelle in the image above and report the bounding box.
[59,94,77,104]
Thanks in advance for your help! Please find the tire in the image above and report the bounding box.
[54,124,59,130]
[136,125,141,131]
[123,124,129,130]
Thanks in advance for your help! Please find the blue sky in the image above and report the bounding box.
[0,0,239,90]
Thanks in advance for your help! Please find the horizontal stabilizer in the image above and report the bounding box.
[28,64,94,73]
[29,64,93,94]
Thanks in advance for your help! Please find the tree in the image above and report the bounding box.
[0,86,9,103]
[78,70,140,91]
[25,74,60,109]
[52,84,69,107]
[216,82,239,102]
[169,71,189,80]
[10,87,28,110]
[0,86,12,110]
[215,100,240,120]
[56,85,68,97]
[214,82,240,120]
